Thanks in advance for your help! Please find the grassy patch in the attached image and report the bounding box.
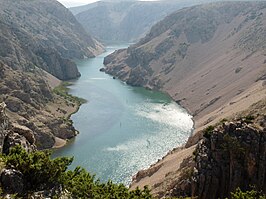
[53,82,86,105]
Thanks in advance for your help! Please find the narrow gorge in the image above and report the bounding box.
[0,0,265,198]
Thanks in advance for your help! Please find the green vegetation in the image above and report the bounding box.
[229,188,265,199]
[1,146,152,198]
[203,125,214,139]
[3,146,73,191]
[243,115,255,124]
[1,146,266,198]
[53,82,86,105]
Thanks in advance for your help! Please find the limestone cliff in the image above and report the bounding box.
[167,112,266,199]
[0,61,78,150]
[0,0,104,80]
[0,0,102,149]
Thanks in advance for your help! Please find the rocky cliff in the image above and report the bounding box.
[72,0,201,42]
[190,119,266,199]
[0,0,103,80]
[0,0,103,150]
[0,61,79,150]
[166,111,266,199]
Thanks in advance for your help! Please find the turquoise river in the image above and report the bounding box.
[53,44,194,186]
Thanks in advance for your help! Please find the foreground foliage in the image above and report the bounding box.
[1,146,265,198]
[1,146,152,198]
[230,188,266,199]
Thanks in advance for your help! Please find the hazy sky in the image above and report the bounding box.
[57,0,158,8]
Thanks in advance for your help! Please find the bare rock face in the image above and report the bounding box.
[0,0,99,150]
[169,119,266,199]
[190,121,266,199]
[35,47,81,80]
[0,62,77,150]
[0,0,103,80]
[0,102,9,153]
[12,124,35,145]
[2,132,36,154]
[47,120,76,140]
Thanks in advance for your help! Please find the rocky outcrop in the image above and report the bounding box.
[0,0,104,80]
[0,59,77,150]
[0,102,9,153]
[1,169,24,194]
[36,47,81,80]
[12,124,35,145]
[166,118,266,199]
[190,121,266,199]
[104,2,266,123]
[0,94,36,153]
[0,0,101,150]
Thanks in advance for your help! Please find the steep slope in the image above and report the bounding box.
[0,0,103,80]
[72,0,200,42]
[103,2,266,197]
[0,0,103,150]
[104,1,266,127]
[131,102,266,198]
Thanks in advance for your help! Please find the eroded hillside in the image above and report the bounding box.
[104,1,266,128]
[0,0,103,150]
[0,0,103,80]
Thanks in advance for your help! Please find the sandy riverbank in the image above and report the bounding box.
[43,70,82,149]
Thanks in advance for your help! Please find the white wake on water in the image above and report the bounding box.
[136,102,193,131]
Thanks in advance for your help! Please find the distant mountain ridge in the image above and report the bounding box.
[71,0,202,42]
[71,0,266,43]
[70,0,137,15]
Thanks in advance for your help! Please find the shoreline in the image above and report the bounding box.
[129,80,266,194]
[50,81,85,149]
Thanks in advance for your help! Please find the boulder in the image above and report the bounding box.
[3,132,36,154]
[1,169,24,194]
[12,123,35,145]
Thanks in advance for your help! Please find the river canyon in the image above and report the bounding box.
[53,44,194,185]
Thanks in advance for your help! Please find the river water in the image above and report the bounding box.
[52,44,193,185]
